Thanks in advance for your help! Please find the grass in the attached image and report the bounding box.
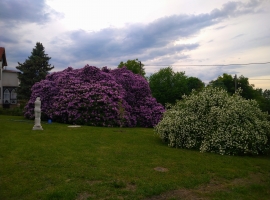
[0,115,269,200]
[0,106,24,116]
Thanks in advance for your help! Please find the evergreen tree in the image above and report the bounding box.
[16,42,54,100]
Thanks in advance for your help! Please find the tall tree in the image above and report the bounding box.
[16,42,54,100]
[118,58,145,77]
[258,89,270,115]
[209,73,235,94]
[209,73,270,114]
[209,73,257,99]
[149,67,204,106]
[187,77,205,92]
[263,89,270,100]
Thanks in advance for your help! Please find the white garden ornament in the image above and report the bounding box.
[33,97,43,130]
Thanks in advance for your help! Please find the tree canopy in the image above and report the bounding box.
[16,42,54,100]
[186,76,205,92]
[118,58,145,77]
[148,67,204,106]
[209,73,270,114]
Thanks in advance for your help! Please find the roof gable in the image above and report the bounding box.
[0,47,8,67]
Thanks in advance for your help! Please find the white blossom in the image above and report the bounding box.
[154,87,270,155]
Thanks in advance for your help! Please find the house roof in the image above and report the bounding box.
[0,47,8,67]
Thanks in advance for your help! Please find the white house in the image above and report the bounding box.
[0,47,20,108]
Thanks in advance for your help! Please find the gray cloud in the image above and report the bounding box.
[183,65,241,84]
[250,35,270,47]
[0,0,62,24]
[0,35,18,44]
[231,34,245,40]
[150,44,198,56]
[24,40,32,44]
[1,0,267,88]
[210,0,262,19]
[50,0,261,69]
[215,25,227,30]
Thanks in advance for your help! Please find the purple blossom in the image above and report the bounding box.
[24,65,164,127]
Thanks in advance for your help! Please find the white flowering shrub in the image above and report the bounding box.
[154,87,270,155]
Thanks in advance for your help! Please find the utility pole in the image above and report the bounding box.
[234,74,237,93]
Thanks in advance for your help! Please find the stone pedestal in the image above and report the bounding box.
[33,97,43,130]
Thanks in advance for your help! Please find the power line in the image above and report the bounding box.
[144,61,270,67]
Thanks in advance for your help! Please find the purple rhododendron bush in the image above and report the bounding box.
[24,65,164,127]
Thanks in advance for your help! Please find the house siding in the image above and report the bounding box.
[0,61,2,103]
[1,70,19,106]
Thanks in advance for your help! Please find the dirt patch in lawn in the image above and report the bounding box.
[154,167,169,172]
[126,182,137,192]
[145,172,266,200]
[76,192,93,200]
[113,130,126,132]
[86,180,102,185]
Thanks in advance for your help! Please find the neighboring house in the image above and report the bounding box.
[0,47,20,108]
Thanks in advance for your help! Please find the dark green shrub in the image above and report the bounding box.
[0,107,24,116]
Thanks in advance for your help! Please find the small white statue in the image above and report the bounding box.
[33,97,43,130]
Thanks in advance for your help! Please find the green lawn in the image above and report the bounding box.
[0,115,269,200]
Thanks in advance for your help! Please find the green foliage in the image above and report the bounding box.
[149,67,204,106]
[155,87,270,155]
[0,107,24,116]
[187,76,205,92]
[263,89,270,99]
[209,73,258,98]
[209,73,270,114]
[16,42,54,100]
[260,89,270,115]
[118,58,145,77]
[209,73,235,94]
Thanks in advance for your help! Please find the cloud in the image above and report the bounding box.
[181,64,241,84]
[49,25,201,70]
[215,25,227,30]
[0,35,18,44]
[0,0,62,24]
[231,34,245,40]
[210,0,262,19]
[24,40,32,44]
[49,0,262,69]
[250,35,270,47]
[1,0,268,90]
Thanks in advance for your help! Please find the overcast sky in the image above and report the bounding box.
[1,0,270,89]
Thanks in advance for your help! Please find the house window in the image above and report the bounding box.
[11,89,17,99]
[11,89,17,104]
[4,89,10,104]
